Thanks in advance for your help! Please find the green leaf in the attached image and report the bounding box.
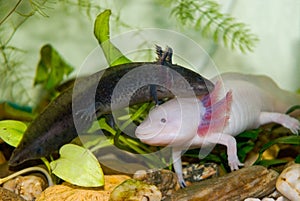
[50,144,104,187]
[131,103,150,119]
[98,118,116,135]
[295,154,300,164]
[0,120,27,147]
[237,142,255,162]
[259,136,300,154]
[0,102,34,121]
[256,159,288,168]
[117,103,151,132]
[34,44,74,90]
[255,135,300,164]
[94,10,131,66]
[236,129,260,140]
[200,153,222,163]
[285,105,300,114]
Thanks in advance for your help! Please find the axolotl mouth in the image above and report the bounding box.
[135,114,167,146]
[135,104,175,146]
[135,127,174,146]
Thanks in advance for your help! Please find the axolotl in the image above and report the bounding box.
[135,72,300,187]
[9,46,214,167]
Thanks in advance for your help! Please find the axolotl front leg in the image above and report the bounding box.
[172,148,187,187]
[172,132,244,188]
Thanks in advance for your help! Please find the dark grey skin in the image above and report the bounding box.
[9,61,214,167]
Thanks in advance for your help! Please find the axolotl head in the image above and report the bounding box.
[135,98,202,147]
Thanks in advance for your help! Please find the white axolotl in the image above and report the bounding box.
[135,72,300,187]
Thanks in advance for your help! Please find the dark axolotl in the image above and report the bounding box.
[135,72,300,187]
[9,47,214,167]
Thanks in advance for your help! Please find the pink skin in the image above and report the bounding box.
[135,73,300,187]
[136,98,201,146]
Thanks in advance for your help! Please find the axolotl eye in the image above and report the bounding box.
[160,118,167,123]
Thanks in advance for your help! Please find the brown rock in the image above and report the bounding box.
[0,151,6,165]
[134,169,180,199]
[36,184,111,201]
[182,163,219,182]
[165,166,278,201]
[0,187,25,201]
[109,179,162,201]
[36,175,131,201]
[3,175,47,201]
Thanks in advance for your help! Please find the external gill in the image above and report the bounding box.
[198,82,232,136]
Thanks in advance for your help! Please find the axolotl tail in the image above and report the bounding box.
[212,72,300,115]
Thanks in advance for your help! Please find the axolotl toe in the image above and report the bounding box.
[135,72,300,187]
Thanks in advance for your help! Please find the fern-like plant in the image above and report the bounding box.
[0,0,107,105]
[165,0,259,53]
[0,0,51,105]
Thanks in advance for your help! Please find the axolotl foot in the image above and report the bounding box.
[75,102,103,121]
[203,133,244,171]
[228,155,244,171]
[281,115,300,134]
[259,112,300,135]
[179,180,187,188]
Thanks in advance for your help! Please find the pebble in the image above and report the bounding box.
[133,163,218,199]
[182,163,219,183]
[3,175,47,201]
[244,196,289,201]
[244,199,260,201]
[134,169,179,199]
[276,163,300,201]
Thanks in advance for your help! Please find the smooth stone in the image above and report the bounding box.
[275,197,289,201]
[165,166,278,201]
[243,190,290,201]
[244,197,289,201]
[276,163,300,201]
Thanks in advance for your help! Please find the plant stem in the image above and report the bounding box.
[0,166,53,186]
[0,0,23,26]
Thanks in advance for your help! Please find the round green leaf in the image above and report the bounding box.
[0,120,27,147]
[50,144,104,187]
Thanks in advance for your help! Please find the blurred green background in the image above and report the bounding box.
[1,0,300,106]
